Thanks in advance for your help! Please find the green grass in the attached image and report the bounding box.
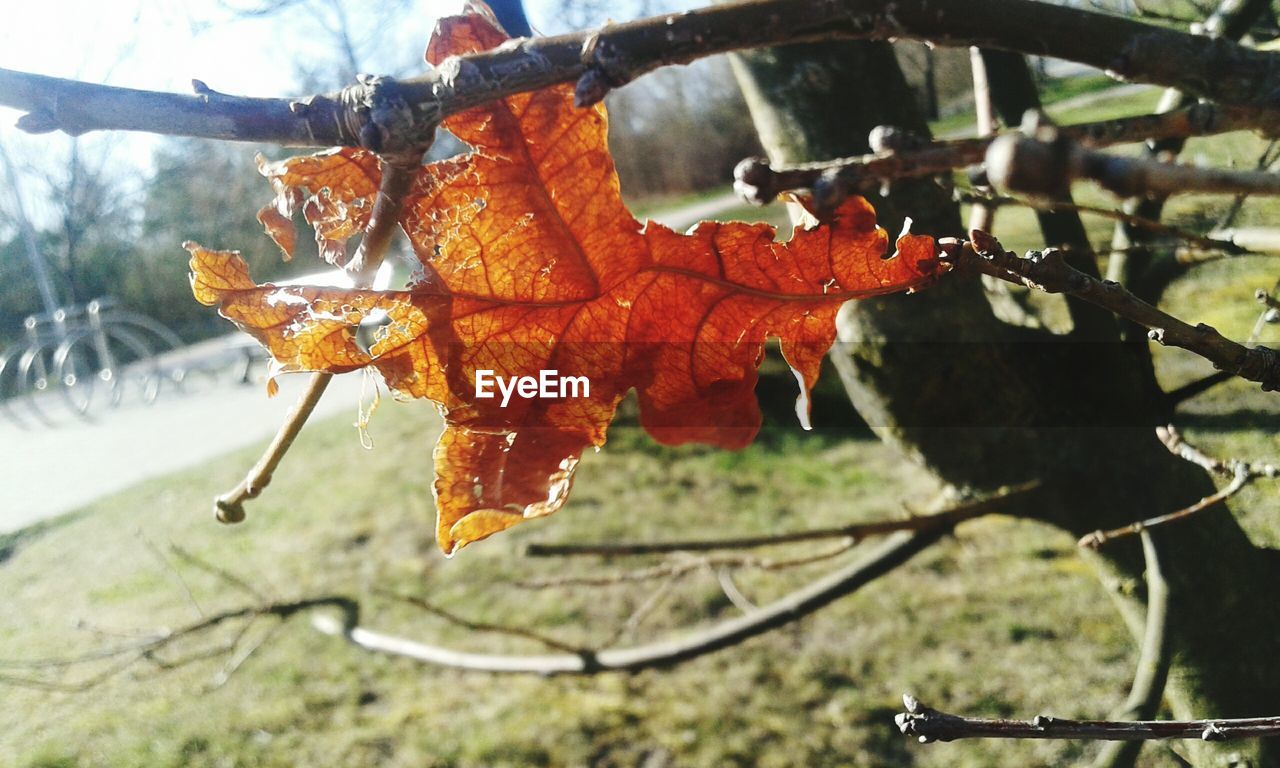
[1,394,1146,768]
[931,77,1163,138]
[625,185,733,220]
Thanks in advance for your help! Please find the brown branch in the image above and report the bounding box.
[376,591,585,654]
[1079,466,1248,548]
[954,189,1249,256]
[1092,529,1171,768]
[6,0,1280,149]
[734,103,1271,206]
[1079,425,1278,547]
[211,146,421,523]
[312,526,948,674]
[942,232,1280,392]
[987,118,1280,200]
[515,538,857,588]
[524,482,1038,558]
[0,596,359,691]
[896,694,1280,743]
[213,371,333,524]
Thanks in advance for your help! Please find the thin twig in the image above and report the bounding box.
[137,532,204,617]
[954,189,1248,257]
[167,543,267,602]
[376,591,585,654]
[212,146,417,523]
[312,527,948,674]
[987,120,1280,200]
[214,371,333,524]
[896,693,1280,743]
[734,103,1270,206]
[1093,529,1172,768]
[524,482,1037,558]
[943,232,1280,392]
[601,576,679,647]
[1157,423,1274,479]
[516,538,857,588]
[1079,425,1278,547]
[716,568,758,613]
[0,596,359,691]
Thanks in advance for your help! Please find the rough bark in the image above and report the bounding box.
[731,38,1280,768]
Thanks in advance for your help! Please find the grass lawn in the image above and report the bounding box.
[4,84,1280,768]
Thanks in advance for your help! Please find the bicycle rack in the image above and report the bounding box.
[0,298,190,427]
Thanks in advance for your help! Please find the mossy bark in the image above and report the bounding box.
[731,39,1280,767]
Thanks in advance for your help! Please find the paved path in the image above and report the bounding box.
[0,369,369,534]
[0,195,747,535]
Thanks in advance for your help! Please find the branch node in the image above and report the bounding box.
[15,110,58,134]
[214,497,247,525]
[1238,344,1280,391]
[575,32,631,108]
[868,124,926,153]
[733,156,779,205]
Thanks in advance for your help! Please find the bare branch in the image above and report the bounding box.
[896,693,1280,743]
[168,543,267,602]
[524,482,1037,558]
[377,591,585,654]
[1079,425,1278,547]
[214,371,333,524]
[955,189,1249,257]
[312,527,947,674]
[734,102,1271,207]
[515,538,857,588]
[988,118,1280,200]
[0,596,359,691]
[212,146,420,522]
[942,232,1280,392]
[6,0,1280,149]
[1092,529,1171,768]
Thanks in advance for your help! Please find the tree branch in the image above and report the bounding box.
[0,596,359,691]
[515,538,858,588]
[987,118,1280,200]
[733,102,1271,207]
[941,232,1280,392]
[896,694,1280,743]
[1092,529,1171,768]
[6,0,1280,149]
[954,189,1250,257]
[1079,425,1278,547]
[312,527,947,674]
[524,482,1037,558]
[212,151,421,524]
[213,371,333,524]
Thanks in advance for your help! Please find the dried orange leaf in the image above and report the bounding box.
[190,8,945,554]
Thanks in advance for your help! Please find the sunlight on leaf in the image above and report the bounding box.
[189,7,945,554]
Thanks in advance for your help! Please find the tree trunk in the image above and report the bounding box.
[730,39,1280,767]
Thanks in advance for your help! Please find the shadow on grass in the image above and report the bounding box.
[1176,408,1280,433]
[0,511,85,566]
